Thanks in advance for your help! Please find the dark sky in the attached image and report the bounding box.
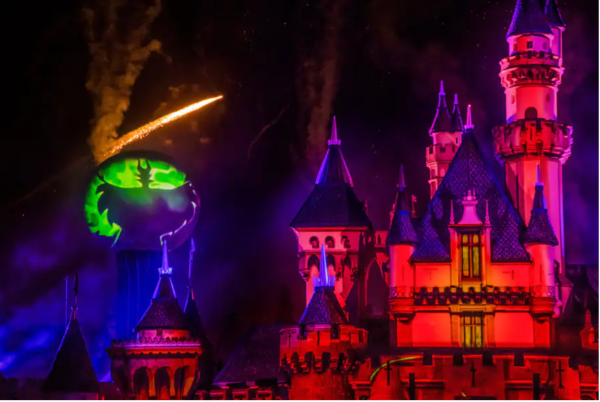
[0,0,597,380]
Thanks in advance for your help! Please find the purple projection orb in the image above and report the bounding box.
[84,151,199,251]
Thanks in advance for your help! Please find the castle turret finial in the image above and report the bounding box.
[160,239,172,276]
[485,200,491,225]
[398,165,406,190]
[465,104,474,130]
[329,116,341,146]
[439,80,445,95]
[535,164,543,186]
[450,94,464,132]
[316,245,333,288]
[430,81,452,133]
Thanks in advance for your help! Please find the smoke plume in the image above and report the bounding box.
[295,0,347,174]
[82,0,163,161]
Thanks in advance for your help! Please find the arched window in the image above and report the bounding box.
[133,367,150,399]
[461,233,481,279]
[525,107,538,120]
[341,236,350,248]
[155,367,171,399]
[307,255,319,272]
[309,236,319,249]
[325,236,335,248]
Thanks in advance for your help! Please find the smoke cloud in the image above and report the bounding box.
[82,0,163,161]
[295,0,347,173]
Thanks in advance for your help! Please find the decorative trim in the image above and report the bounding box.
[390,286,415,299]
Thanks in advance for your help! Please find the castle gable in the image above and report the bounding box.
[412,132,530,263]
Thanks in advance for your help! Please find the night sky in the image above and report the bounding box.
[0,0,597,380]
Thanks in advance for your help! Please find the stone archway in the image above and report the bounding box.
[155,367,171,400]
[133,367,150,400]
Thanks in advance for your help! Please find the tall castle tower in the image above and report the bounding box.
[280,246,367,400]
[291,117,372,318]
[492,0,572,273]
[426,82,464,198]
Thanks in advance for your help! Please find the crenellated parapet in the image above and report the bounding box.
[280,325,367,375]
[499,62,563,88]
[492,118,573,164]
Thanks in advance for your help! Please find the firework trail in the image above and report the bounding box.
[97,95,223,163]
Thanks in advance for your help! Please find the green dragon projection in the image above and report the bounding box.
[84,155,198,250]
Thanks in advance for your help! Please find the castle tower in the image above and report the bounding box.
[279,245,368,400]
[43,274,99,400]
[426,82,463,198]
[386,165,419,347]
[291,117,372,316]
[492,0,572,273]
[108,241,206,400]
[523,166,559,347]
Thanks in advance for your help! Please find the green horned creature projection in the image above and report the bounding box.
[84,151,200,250]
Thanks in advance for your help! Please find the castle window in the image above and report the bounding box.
[325,236,335,248]
[513,43,517,52]
[341,236,350,248]
[462,312,484,348]
[309,236,319,249]
[461,233,481,279]
[525,107,538,120]
[526,41,533,49]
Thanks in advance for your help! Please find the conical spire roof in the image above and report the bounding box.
[450,94,464,133]
[387,165,418,246]
[315,116,353,185]
[291,117,371,229]
[299,245,348,326]
[43,310,99,394]
[429,81,453,134]
[523,166,558,245]
[545,0,565,28]
[184,287,208,341]
[136,241,188,332]
[506,0,552,38]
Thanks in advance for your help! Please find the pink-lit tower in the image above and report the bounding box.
[386,165,419,347]
[291,117,372,316]
[492,0,572,274]
[426,82,463,198]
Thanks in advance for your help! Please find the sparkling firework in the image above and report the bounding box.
[97,95,223,164]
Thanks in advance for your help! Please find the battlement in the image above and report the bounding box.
[280,325,367,374]
[499,64,563,89]
[492,119,573,164]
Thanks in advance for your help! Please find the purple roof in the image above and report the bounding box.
[429,82,453,134]
[299,287,349,325]
[387,167,418,246]
[506,0,552,38]
[523,184,558,246]
[214,324,292,384]
[545,0,565,28]
[43,313,99,394]
[411,129,530,262]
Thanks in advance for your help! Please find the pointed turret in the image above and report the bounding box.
[450,94,464,133]
[545,0,565,28]
[315,116,353,185]
[135,241,188,333]
[387,165,418,246]
[464,104,474,131]
[506,0,552,38]
[44,275,98,397]
[299,245,348,325]
[429,81,452,134]
[524,165,558,245]
[291,117,370,228]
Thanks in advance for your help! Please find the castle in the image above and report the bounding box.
[1,0,597,399]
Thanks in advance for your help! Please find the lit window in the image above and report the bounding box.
[527,41,533,49]
[461,233,481,279]
[462,312,484,348]
[325,236,335,248]
[309,236,319,249]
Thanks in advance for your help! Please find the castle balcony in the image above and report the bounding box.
[492,119,573,164]
[499,50,561,70]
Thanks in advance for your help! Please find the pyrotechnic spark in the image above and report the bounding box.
[97,95,223,164]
